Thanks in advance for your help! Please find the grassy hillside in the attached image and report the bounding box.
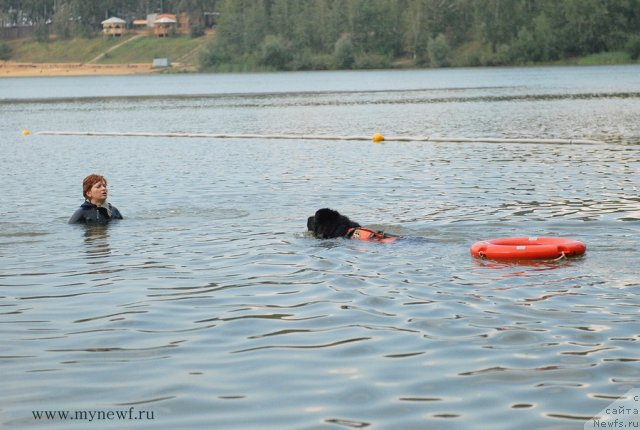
[8,37,124,63]
[97,35,209,65]
[6,33,211,65]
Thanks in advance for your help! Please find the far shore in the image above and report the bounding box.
[2,58,637,79]
[0,61,195,77]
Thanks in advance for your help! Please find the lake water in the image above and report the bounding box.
[1,66,639,429]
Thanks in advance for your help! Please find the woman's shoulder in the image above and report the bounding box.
[108,203,123,219]
[68,205,88,224]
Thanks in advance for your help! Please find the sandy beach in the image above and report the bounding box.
[0,61,194,77]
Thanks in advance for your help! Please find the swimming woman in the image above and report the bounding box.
[69,174,123,224]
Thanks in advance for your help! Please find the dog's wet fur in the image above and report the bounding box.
[307,208,361,239]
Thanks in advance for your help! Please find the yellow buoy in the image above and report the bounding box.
[372,133,384,143]
[21,129,30,136]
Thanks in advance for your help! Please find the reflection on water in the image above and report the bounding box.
[1,66,639,429]
[83,225,111,260]
[472,256,580,274]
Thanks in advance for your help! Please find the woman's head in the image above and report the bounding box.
[83,174,108,204]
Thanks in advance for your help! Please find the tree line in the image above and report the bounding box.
[201,0,640,70]
[2,0,640,69]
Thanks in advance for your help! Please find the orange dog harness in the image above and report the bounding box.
[347,227,397,243]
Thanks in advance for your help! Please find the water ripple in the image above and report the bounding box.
[2,67,640,429]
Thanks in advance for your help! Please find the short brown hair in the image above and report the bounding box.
[83,174,107,199]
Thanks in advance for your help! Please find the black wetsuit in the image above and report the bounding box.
[68,201,123,224]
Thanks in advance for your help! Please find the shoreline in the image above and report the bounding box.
[0,61,194,77]
[2,59,636,79]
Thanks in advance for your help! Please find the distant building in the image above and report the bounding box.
[154,17,176,37]
[132,19,147,30]
[156,13,178,22]
[146,13,158,26]
[101,17,126,37]
[131,11,215,37]
[144,13,177,37]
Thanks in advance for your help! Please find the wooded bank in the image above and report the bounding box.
[2,0,640,71]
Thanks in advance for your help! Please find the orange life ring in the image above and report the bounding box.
[470,237,586,260]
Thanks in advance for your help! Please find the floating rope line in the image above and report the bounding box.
[36,130,604,145]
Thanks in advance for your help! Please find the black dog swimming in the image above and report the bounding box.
[307,208,397,242]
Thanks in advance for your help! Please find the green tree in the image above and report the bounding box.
[403,0,429,64]
[428,33,451,67]
[552,0,610,55]
[52,2,73,39]
[473,0,528,53]
[259,34,292,69]
[196,0,640,70]
[334,33,354,68]
[212,0,264,58]
[0,41,12,60]
[345,0,401,55]
[626,34,640,59]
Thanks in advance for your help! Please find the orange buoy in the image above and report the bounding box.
[372,133,385,143]
[470,237,586,260]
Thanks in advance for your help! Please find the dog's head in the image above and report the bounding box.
[307,208,360,239]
